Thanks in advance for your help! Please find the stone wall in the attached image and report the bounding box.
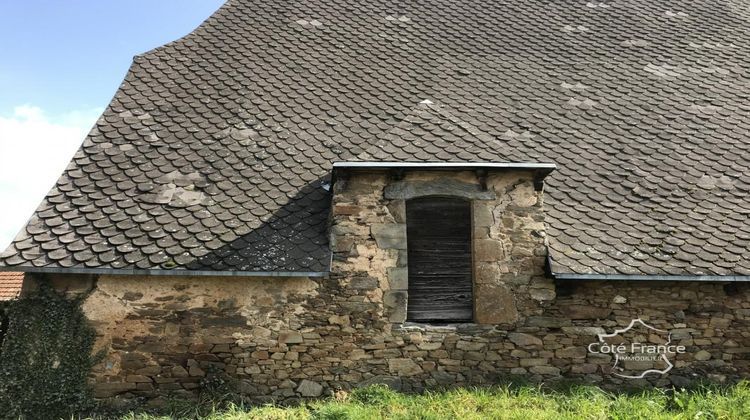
[27,169,750,405]
[331,170,553,326]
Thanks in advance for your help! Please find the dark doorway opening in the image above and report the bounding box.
[406,196,473,323]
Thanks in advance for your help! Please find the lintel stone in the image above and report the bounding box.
[384,179,496,200]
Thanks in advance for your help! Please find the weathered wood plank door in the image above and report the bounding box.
[406,197,473,323]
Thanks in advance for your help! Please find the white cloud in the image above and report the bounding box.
[0,105,102,251]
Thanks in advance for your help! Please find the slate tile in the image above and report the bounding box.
[1,0,748,277]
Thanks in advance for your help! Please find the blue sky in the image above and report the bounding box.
[0,1,225,249]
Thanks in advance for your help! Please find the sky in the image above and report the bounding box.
[0,0,226,250]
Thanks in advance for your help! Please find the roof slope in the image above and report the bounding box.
[0,272,24,300]
[2,0,750,277]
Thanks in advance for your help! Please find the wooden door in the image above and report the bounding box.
[406,197,473,322]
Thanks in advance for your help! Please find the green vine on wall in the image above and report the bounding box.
[0,285,101,419]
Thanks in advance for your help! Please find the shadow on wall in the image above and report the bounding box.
[183,177,332,273]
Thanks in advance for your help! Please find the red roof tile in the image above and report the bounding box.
[0,272,24,300]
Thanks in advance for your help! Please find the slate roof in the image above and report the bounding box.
[0,272,24,300]
[2,0,750,277]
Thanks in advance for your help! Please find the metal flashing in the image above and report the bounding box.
[0,266,328,278]
[332,162,557,170]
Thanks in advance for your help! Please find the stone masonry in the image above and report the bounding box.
[28,169,750,405]
[331,170,553,326]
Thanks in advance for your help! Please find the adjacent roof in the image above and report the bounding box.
[2,0,750,277]
[0,272,24,301]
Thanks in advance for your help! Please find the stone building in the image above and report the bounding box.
[1,0,749,403]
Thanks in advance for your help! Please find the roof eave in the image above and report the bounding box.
[332,161,557,191]
[548,252,750,282]
[332,161,557,170]
[0,266,328,278]
[554,272,750,282]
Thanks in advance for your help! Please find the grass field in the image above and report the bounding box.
[115,381,750,420]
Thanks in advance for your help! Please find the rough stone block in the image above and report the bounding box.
[529,365,560,375]
[122,291,143,301]
[189,366,206,377]
[297,380,324,397]
[473,203,495,227]
[509,183,538,207]
[94,382,137,398]
[560,304,612,320]
[120,352,149,370]
[525,316,571,328]
[474,284,518,324]
[279,331,304,344]
[332,236,355,253]
[520,358,548,367]
[238,380,258,395]
[571,364,599,374]
[475,263,501,284]
[456,340,486,351]
[135,366,161,376]
[211,344,231,353]
[328,315,351,326]
[252,350,269,359]
[252,326,272,337]
[385,290,407,323]
[474,226,490,239]
[530,287,556,301]
[371,224,407,249]
[341,174,385,195]
[508,333,543,347]
[474,239,505,262]
[279,379,296,389]
[333,204,363,216]
[511,349,530,357]
[136,383,155,392]
[709,317,731,329]
[387,201,406,223]
[330,223,360,237]
[430,370,455,384]
[350,276,379,290]
[388,358,423,376]
[560,326,606,336]
[556,346,587,359]
[171,366,189,378]
[417,342,443,351]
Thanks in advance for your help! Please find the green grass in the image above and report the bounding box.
[111,381,750,420]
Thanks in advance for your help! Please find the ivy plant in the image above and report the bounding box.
[0,285,100,419]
